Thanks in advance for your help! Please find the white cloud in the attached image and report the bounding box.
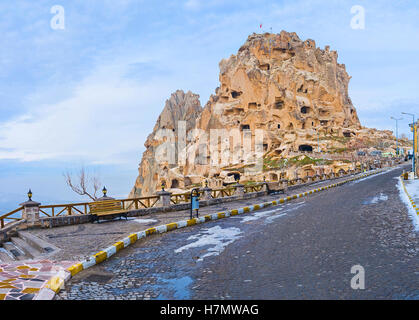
[1,0,418,165]
[0,61,172,164]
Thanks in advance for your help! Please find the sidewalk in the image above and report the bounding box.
[401,178,419,230]
[0,260,75,300]
[404,179,419,203]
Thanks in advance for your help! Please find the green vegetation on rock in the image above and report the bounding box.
[263,155,334,170]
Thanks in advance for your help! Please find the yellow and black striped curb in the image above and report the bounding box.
[400,176,419,216]
[39,168,386,298]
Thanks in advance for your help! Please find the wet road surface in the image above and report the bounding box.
[59,166,418,300]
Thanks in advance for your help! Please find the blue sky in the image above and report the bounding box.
[0,0,418,212]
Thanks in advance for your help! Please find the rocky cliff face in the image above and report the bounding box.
[130,31,408,196]
[129,90,202,197]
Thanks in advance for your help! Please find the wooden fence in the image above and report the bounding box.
[0,207,24,228]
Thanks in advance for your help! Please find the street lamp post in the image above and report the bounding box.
[401,112,416,174]
[390,117,402,156]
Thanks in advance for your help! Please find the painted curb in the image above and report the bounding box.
[400,176,419,216]
[33,288,57,300]
[39,168,388,299]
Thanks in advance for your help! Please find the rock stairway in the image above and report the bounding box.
[0,231,58,263]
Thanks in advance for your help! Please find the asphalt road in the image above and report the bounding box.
[59,165,418,300]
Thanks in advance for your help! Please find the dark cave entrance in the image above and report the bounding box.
[298,145,313,152]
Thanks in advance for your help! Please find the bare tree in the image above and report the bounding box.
[64,166,101,201]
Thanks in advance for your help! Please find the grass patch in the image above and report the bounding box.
[264,155,335,169]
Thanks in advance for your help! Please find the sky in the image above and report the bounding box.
[0,0,418,212]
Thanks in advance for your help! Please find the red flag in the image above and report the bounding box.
[260,24,262,28]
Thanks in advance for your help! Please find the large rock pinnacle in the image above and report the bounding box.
[130,31,408,196]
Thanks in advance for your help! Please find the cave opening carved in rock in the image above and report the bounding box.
[227,172,241,181]
[170,179,179,188]
[274,97,284,109]
[231,90,242,98]
[301,106,310,114]
[343,131,353,138]
[298,144,313,152]
[260,63,270,71]
[248,102,257,109]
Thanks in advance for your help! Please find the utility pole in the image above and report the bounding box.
[391,116,402,156]
[410,121,418,177]
[401,112,416,174]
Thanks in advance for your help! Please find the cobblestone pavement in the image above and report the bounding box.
[28,174,362,262]
[0,260,75,300]
[58,164,418,300]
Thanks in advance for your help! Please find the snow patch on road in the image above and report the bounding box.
[174,226,243,261]
[130,218,158,224]
[240,208,280,223]
[363,193,388,205]
[396,178,419,232]
[265,203,306,224]
[239,202,306,224]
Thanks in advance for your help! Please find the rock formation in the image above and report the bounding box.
[130,31,409,197]
[130,90,202,197]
